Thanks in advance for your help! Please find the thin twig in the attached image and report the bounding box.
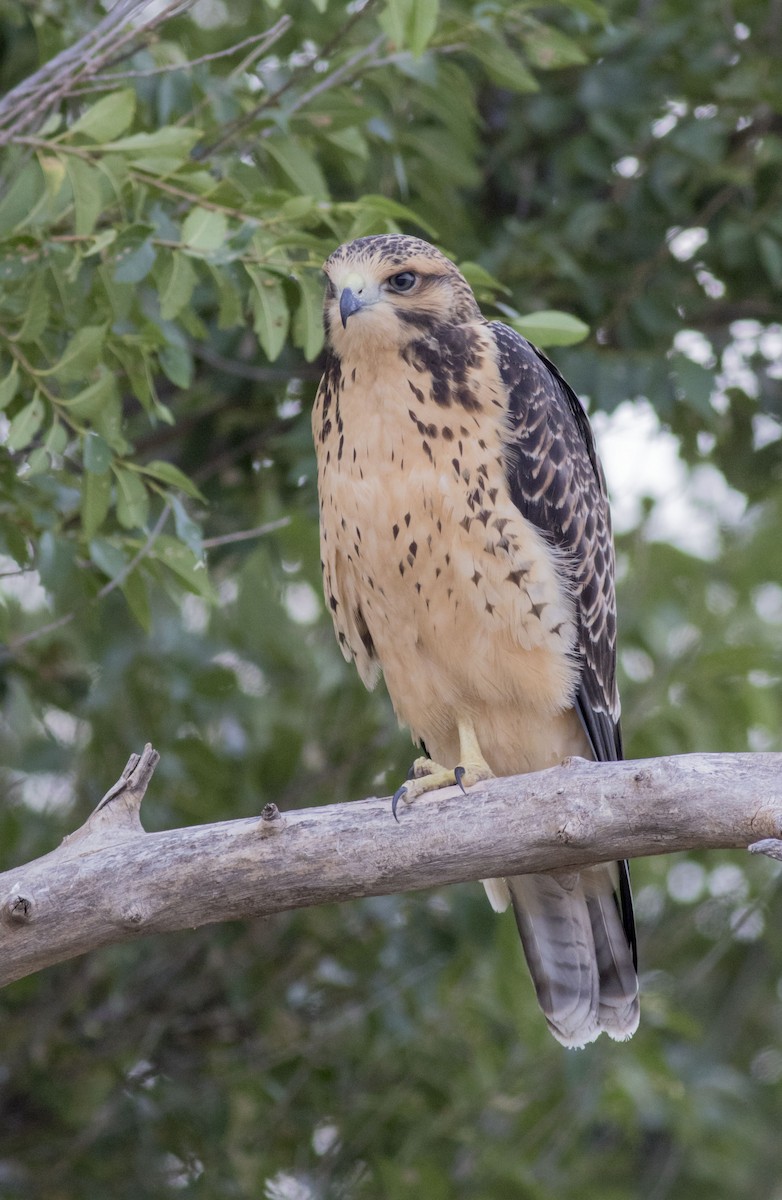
[202,517,291,549]
[6,611,76,648]
[8,503,172,653]
[95,501,172,602]
[172,16,292,130]
[192,343,322,382]
[200,0,380,157]
[258,36,386,140]
[68,29,290,88]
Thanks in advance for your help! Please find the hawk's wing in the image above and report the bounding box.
[490,321,621,764]
[490,322,636,965]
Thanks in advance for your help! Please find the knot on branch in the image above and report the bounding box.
[116,902,151,928]
[555,806,594,848]
[258,803,286,836]
[4,892,34,924]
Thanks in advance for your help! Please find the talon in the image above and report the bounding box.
[391,783,408,823]
[454,765,467,795]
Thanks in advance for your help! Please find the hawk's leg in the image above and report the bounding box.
[392,718,494,820]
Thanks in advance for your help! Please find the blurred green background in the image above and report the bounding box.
[0,0,781,1195]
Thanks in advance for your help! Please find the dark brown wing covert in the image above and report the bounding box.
[490,321,621,761]
[489,321,636,962]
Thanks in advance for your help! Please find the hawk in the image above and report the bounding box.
[312,234,639,1047]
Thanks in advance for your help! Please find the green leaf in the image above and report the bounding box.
[24,446,49,476]
[181,207,228,254]
[757,232,782,287]
[38,154,68,207]
[0,161,45,236]
[523,21,588,70]
[505,309,589,347]
[62,370,117,419]
[280,194,318,220]
[15,270,50,343]
[347,194,439,237]
[95,389,128,454]
[0,515,30,565]
[65,156,104,237]
[160,251,198,320]
[325,129,369,167]
[83,430,113,474]
[83,229,117,257]
[670,353,716,418]
[0,362,19,410]
[90,536,126,580]
[560,0,607,17]
[107,342,154,412]
[113,236,156,284]
[81,469,112,539]
[381,0,440,56]
[113,467,149,530]
[407,0,439,56]
[458,261,511,297]
[247,268,289,362]
[140,460,205,500]
[103,127,201,174]
[121,568,151,630]
[262,139,329,202]
[159,343,192,388]
[152,535,215,601]
[46,325,107,382]
[171,494,203,556]
[69,89,136,141]
[470,31,539,93]
[207,263,243,329]
[293,273,325,362]
[5,393,45,451]
[44,420,68,456]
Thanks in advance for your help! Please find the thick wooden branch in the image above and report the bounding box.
[2,748,781,988]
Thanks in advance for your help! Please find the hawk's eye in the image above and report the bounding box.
[387,271,417,293]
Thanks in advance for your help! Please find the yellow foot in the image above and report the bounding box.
[392,755,494,821]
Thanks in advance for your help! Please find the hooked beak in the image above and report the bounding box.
[339,287,363,328]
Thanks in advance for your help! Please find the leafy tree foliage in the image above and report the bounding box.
[0,0,780,1196]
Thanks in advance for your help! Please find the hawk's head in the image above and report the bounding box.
[322,235,480,356]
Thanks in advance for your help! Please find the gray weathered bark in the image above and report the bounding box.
[1,746,781,988]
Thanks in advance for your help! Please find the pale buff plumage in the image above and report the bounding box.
[313,235,639,1047]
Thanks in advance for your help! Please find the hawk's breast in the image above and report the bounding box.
[313,326,581,752]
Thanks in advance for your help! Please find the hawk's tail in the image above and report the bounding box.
[502,866,639,1048]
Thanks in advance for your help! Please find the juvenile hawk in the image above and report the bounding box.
[312,234,639,1047]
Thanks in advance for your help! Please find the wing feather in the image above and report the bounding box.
[489,321,620,760]
[489,322,636,964]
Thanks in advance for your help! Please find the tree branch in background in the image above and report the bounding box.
[2,749,781,989]
[0,0,190,141]
[0,3,292,144]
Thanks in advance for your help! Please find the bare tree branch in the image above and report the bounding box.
[1,749,781,989]
[0,0,192,142]
[0,4,292,144]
